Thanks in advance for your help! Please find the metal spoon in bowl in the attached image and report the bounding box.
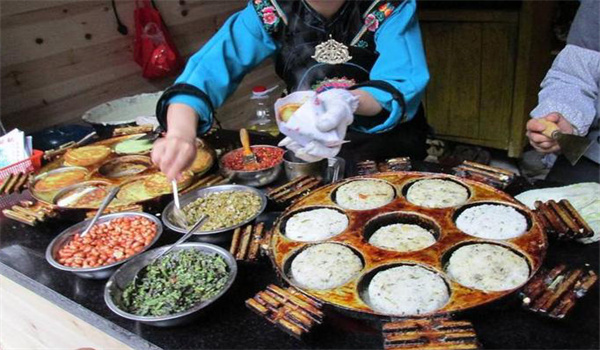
[171,179,188,228]
[80,186,120,238]
[131,214,208,284]
[152,214,208,262]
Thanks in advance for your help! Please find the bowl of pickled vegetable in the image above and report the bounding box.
[219,145,284,187]
[161,184,267,242]
[104,242,237,327]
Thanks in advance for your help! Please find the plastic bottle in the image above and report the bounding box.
[247,86,279,137]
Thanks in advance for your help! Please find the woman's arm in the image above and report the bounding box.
[354,0,430,133]
[164,2,279,134]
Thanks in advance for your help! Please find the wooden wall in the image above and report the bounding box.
[0,0,281,133]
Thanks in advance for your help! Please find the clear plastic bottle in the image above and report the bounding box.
[247,86,279,137]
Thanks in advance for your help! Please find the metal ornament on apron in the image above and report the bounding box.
[312,35,353,65]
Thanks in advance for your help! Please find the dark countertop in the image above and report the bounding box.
[1,131,598,350]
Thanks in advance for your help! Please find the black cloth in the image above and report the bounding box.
[271,0,400,92]
[340,105,429,173]
[546,155,600,184]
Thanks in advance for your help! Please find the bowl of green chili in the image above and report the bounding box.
[104,242,237,327]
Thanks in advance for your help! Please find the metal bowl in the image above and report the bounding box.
[45,212,163,279]
[162,184,267,243]
[104,242,237,327]
[219,145,283,187]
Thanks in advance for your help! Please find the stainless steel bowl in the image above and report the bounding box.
[45,212,163,279]
[104,242,237,327]
[219,145,283,187]
[162,184,267,243]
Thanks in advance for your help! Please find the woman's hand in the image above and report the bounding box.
[526,112,575,153]
[151,103,198,181]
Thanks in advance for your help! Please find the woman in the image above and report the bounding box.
[526,0,599,183]
[153,0,429,180]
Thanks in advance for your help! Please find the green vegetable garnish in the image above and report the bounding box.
[121,250,229,316]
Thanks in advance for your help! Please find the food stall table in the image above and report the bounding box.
[0,130,597,349]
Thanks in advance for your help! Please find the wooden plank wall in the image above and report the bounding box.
[1,0,282,133]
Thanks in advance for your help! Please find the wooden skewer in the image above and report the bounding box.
[532,269,582,312]
[270,176,316,200]
[248,223,265,261]
[12,205,45,221]
[0,174,14,194]
[236,225,253,260]
[559,200,594,238]
[278,179,321,201]
[463,160,515,176]
[3,173,21,194]
[548,200,579,238]
[267,176,310,197]
[230,227,242,256]
[2,209,37,226]
[538,202,569,238]
[14,172,30,192]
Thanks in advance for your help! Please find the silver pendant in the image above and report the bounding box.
[312,35,352,65]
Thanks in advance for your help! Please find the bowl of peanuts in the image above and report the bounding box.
[45,212,163,279]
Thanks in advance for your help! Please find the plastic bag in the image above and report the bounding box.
[133,0,182,79]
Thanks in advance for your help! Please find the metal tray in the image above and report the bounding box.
[269,172,547,319]
[162,184,268,238]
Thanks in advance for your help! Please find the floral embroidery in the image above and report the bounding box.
[355,40,368,48]
[253,0,281,33]
[311,77,356,93]
[365,2,395,32]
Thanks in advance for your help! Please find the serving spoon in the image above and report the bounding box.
[80,186,120,238]
[131,214,209,284]
[171,179,188,229]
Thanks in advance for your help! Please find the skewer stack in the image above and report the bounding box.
[246,284,324,339]
[534,199,593,240]
[521,264,598,319]
[112,124,154,136]
[2,200,57,226]
[181,174,229,195]
[0,172,32,196]
[452,161,515,189]
[382,316,480,350]
[266,176,322,207]
[356,157,412,176]
[229,223,267,262]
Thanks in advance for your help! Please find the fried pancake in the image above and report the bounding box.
[34,168,88,192]
[64,145,111,167]
[189,147,213,173]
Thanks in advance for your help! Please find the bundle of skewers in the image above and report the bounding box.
[246,284,324,339]
[229,223,268,262]
[520,264,598,319]
[382,316,481,350]
[2,200,57,226]
[266,176,322,208]
[356,157,412,175]
[0,172,32,196]
[534,199,593,241]
[452,161,515,189]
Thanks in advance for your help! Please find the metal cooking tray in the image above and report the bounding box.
[269,172,547,318]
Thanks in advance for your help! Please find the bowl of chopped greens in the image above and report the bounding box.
[104,242,237,327]
[161,184,267,242]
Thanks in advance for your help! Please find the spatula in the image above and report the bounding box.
[240,128,260,170]
[539,119,592,166]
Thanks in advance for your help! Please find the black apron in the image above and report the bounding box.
[268,0,429,170]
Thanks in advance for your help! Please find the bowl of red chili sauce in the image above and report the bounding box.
[219,145,284,187]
